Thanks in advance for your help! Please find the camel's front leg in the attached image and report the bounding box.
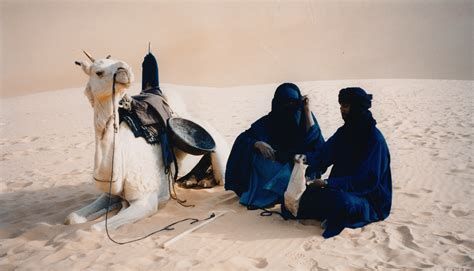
[65,193,121,225]
[91,192,158,231]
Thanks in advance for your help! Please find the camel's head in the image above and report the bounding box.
[76,51,134,106]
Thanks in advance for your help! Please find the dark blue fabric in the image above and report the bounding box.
[304,125,392,238]
[338,87,373,111]
[294,187,377,238]
[141,52,160,93]
[225,111,325,208]
[268,83,305,150]
[239,154,291,208]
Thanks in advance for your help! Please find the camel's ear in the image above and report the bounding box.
[84,83,94,107]
[75,60,92,76]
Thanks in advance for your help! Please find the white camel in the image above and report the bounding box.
[65,52,229,231]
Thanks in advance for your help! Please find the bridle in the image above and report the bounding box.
[92,67,125,183]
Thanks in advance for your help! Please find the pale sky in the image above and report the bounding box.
[1,0,472,96]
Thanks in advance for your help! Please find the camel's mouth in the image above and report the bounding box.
[116,80,131,87]
[114,68,133,86]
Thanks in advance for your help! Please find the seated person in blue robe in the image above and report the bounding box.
[225,83,325,209]
[285,87,392,238]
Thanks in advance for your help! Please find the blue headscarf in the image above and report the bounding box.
[267,83,305,151]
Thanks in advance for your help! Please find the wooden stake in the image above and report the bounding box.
[160,211,226,249]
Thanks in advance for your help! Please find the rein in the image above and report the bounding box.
[102,69,200,245]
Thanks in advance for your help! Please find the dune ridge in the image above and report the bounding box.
[1,1,472,97]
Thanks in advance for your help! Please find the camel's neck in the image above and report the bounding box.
[93,97,118,139]
[92,95,123,185]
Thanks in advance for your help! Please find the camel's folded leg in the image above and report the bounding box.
[65,193,121,225]
[91,192,158,231]
[86,201,123,221]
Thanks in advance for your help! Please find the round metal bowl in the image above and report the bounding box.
[168,117,216,155]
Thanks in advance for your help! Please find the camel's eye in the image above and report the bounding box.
[96,71,104,77]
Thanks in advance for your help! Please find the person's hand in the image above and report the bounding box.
[305,177,327,188]
[302,95,311,113]
[294,154,307,164]
[254,141,276,160]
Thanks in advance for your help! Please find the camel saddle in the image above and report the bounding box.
[118,93,174,145]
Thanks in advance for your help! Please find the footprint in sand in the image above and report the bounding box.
[73,141,94,148]
[424,127,436,135]
[300,236,323,251]
[449,209,471,218]
[419,188,433,194]
[396,225,422,251]
[227,256,268,269]
[434,204,452,213]
[248,257,268,269]
[6,181,33,189]
[18,136,40,144]
[175,259,200,269]
[400,192,420,199]
[64,169,85,176]
[432,232,470,247]
[64,156,83,162]
[413,211,433,217]
[448,254,473,265]
[302,240,313,251]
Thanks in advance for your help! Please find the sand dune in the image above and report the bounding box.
[0,79,472,270]
[1,1,472,97]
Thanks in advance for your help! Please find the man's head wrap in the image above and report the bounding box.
[338,87,377,144]
[142,52,159,91]
[338,87,373,110]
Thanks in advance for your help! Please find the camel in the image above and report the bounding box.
[65,51,229,231]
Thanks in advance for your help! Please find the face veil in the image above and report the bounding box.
[268,83,305,150]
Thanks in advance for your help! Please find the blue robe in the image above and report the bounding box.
[225,114,325,208]
[298,125,392,238]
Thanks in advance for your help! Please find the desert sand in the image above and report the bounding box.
[1,0,473,269]
[0,79,472,270]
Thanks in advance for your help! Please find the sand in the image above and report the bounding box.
[0,79,473,270]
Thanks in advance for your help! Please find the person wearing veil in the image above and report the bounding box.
[225,83,325,209]
[287,87,392,238]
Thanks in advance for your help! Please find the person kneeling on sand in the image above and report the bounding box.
[225,83,325,209]
[283,87,392,238]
